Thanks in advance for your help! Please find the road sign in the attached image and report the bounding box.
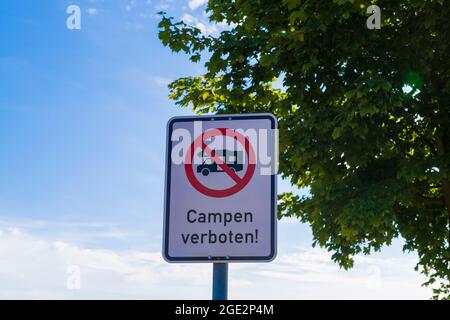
[163,113,277,262]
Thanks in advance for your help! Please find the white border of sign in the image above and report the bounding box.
[162,113,278,263]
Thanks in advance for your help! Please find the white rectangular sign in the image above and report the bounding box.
[163,114,277,262]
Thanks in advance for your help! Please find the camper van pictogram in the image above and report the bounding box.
[196,150,244,176]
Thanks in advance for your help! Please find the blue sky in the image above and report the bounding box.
[0,0,431,299]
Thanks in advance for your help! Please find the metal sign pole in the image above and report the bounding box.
[212,263,228,300]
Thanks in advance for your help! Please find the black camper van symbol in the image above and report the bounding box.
[196,149,244,176]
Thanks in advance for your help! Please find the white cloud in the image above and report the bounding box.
[0,227,431,299]
[0,227,209,299]
[188,0,208,10]
[180,10,237,36]
[151,75,172,87]
[155,4,169,10]
[126,0,136,12]
[119,68,175,96]
[86,8,98,15]
[154,0,173,11]
[181,13,217,35]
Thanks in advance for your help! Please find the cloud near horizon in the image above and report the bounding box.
[0,226,431,299]
[188,0,208,11]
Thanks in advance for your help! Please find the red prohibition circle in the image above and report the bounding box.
[184,128,256,198]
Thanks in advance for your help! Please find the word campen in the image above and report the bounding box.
[181,209,259,244]
[186,209,253,226]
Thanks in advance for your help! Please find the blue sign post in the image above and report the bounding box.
[212,263,228,300]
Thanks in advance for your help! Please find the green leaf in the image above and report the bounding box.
[332,127,342,139]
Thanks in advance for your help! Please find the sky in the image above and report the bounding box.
[0,0,432,299]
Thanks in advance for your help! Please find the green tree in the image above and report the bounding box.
[158,0,450,298]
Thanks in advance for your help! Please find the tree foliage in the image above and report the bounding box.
[158,0,450,298]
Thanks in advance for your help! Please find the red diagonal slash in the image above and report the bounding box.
[185,128,255,198]
[201,141,242,184]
